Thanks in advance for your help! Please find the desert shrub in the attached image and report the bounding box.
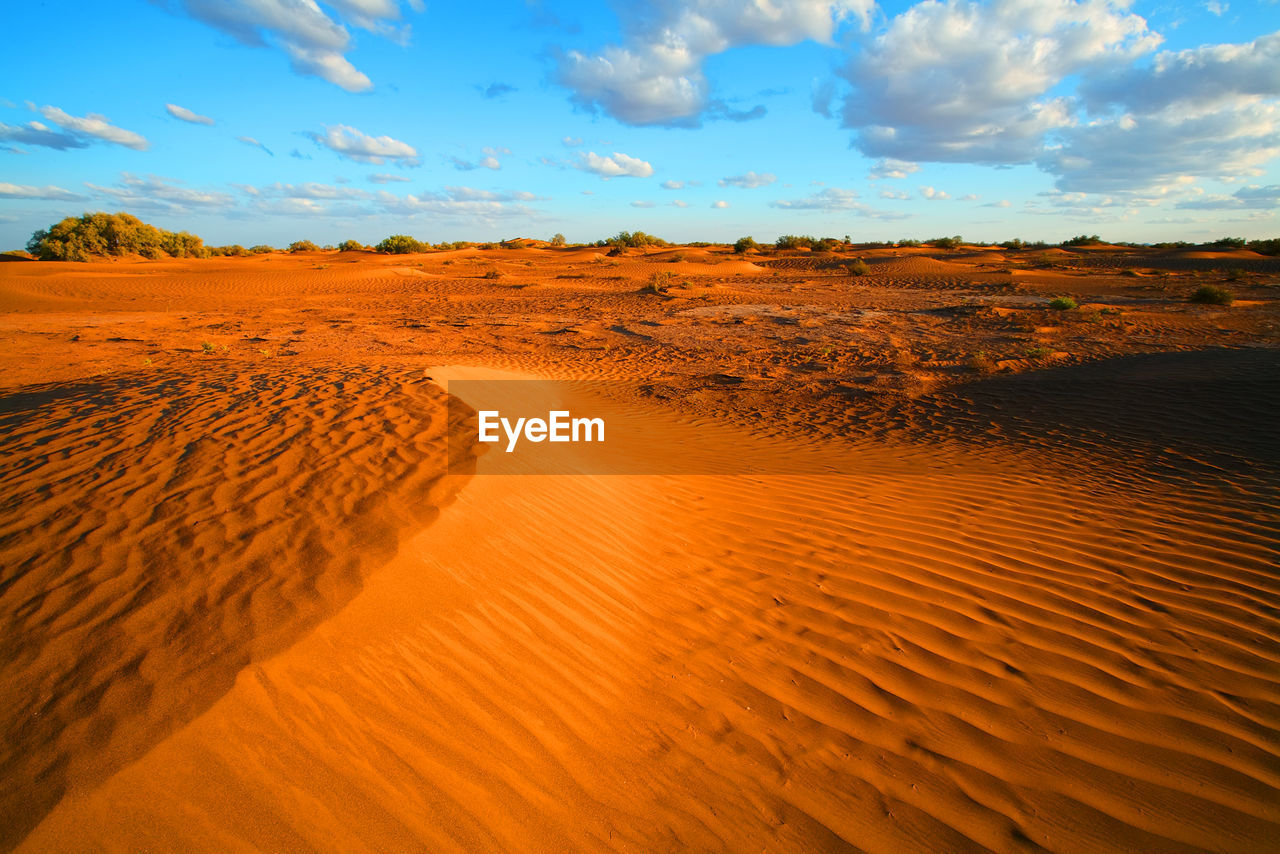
[288,240,320,253]
[1226,268,1245,281]
[550,233,566,247]
[248,244,275,254]
[163,231,209,258]
[968,352,996,373]
[337,239,365,252]
[1048,296,1078,310]
[857,241,895,250]
[687,241,712,247]
[814,237,842,252]
[481,269,501,279]
[1061,234,1103,247]
[211,244,249,257]
[846,259,871,276]
[1151,241,1192,250]
[733,236,758,254]
[597,230,668,249]
[775,234,816,250]
[1208,237,1246,249]
[897,239,922,248]
[927,235,963,249]
[1025,345,1052,360]
[26,212,191,261]
[667,253,686,263]
[1190,285,1233,305]
[642,271,676,293]
[375,234,427,254]
[1245,237,1280,256]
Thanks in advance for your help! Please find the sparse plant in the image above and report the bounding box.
[288,240,320,253]
[775,234,817,250]
[337,239,364,252]
[846,259,871,276]
[248,244,274,254]
[201,341,214,354]
[668,253,686,263]
[481,269,502,279]
[1189,284,1233,305]
[733,236,758,254]
[928,235,963,250]
[1062,234,1103,247]
[1048,296,1078,310]
[642,271,676,294]
[1026,345,1052,360]
[1226,268,1245,282]
[550,233,567,247]
[897,239,922,248]
[968,352,996,373]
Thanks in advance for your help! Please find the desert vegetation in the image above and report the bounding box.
[26,212,209,261]
[375,235,428,254]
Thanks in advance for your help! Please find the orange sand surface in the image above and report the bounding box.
[1,245,1278,852]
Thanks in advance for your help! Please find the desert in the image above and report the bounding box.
[1,231,1278,852]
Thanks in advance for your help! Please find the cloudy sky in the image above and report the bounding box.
[2,0,1277,248]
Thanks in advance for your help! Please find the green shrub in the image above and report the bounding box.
[26,212,201,261]
[1062,234,1103,247]
[733,236,757,254]
[248,244,275,254]
[1245,237,1279,256]
[927,235,963,249]
[550,233,566,247]
[897,239,922,248]
[1208,237,1246,249]
[211,244,249,257]
[1189,285,1233,305]
[597,230,668,249]
[375,234,428,254]
[288,240,320,253]
[337,239,365,252]
[775,234,816,250]
[1225,268,1245,282]
[846,259,871,276]
[1048,296,1078,310]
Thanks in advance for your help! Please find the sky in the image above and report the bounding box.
[2,0,1278,249]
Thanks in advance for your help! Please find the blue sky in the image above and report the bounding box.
[2,0,1277,249]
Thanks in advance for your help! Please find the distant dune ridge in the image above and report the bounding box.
[0,243,1277,851]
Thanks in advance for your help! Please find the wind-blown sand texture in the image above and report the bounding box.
[1,244,1277,852]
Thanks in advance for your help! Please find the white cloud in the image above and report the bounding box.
[983,199,1012,208]
[558,0,874,126]
[1042,32,1280,193]
[839,0,1160,164]
[711,200,729,208]
[661,180,684,189]
[165,103,214,125]
[770,187,910,218]
[237,136,274,156]
[87,173,235,213]
[562,136,583,147]
[919,186,950,200]
[719,171,777,188]
[960,193,980,201]
[575,151,654,178]
[369,172,411,183]
[879,188,910,200]
[1206,1,1227,16]
[866,157,920,179]
[0,120,85,151]
[631,200,657,208]
[670,199,689,207]
[0,182,86,201]
[451,146,508,171]
[171,0,420,91]
[35,105,148,150]
[307,124,420,166]
[1175,184,1280,210]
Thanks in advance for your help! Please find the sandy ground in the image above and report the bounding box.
[1,244,1278,852]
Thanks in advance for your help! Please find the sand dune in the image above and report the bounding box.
[1,248,1277,851]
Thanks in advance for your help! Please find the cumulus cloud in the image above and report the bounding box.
[919,185,950,200]
[0,182,87,201]
[369,172,411,183]
[866,158,920,179]
[670,199,689,207]
[166,103,214,125]
[661,179,684,189]
[770,186,909,218]
[6,105,149,151]
[307,124,420,166]
[170,0,420,91]
[87,173,235,213]
[839,0,1159,164]
[711,200,729,208]
[237,136,274,156]
[960,193,980,201]
[879,188,910,200]
[574,150,654,178]
[373,186,541,219]
[1042,32,1280,193]
[0,120,86,151]
[719,171,776,188]
[452,146,511,171]
[983,199,1013,207]
[562,136,583,147]
[1175,184,1280,210]
[631,200,657,208]
[558,0,874,126]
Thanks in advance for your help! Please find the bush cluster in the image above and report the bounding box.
[376,234,428,254]
[288,240,320,253]
[1061,234,1103,247]
[733,236,757,254]
[337,239,365,252]
[927,235,963,250]
[26,212,210,261]
[596,231,668,249]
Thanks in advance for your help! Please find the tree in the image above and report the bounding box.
[550,233,566,246]
[733,236,757,254]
